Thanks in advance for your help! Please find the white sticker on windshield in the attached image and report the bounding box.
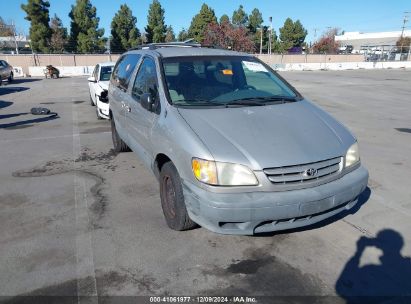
[243,61,268,72]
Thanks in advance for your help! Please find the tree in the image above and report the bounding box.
[203,22,255,53]
[248,8,263,33]
[188,3,217,43]
[232,5,248,27]
[68,0,105,53]
[21,0,51,53]
[219,14,230,25]
[177,28,189,42]
[396,36,411,52]
[111,4,140,53]
[0,17,14,36]
[49,14,67,53]
[145,0,166,43]
[279,18,307,52]
[312,28,340,54]
[165,25,175,42]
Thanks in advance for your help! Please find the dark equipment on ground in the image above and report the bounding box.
[44,65,60,79]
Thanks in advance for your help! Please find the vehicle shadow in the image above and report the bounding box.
[0,87,30,96]
[336,229,411,303]
[0,100,13,110]
[8,78,42,84]
[254,187,372,237]
[0,112,59,129]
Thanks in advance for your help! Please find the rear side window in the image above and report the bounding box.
[111,54,141,90]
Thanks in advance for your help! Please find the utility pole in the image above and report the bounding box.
[259,27,263,55]
[400,12,410,53]
[11,21,19,55]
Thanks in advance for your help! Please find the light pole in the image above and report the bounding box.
[260,27,263,54]
[268,17,272,55]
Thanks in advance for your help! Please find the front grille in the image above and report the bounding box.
[264,157,342,185]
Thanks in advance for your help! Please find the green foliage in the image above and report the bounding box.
[252,26,279,53]
[219,14,230,25]
[188,3,217,43]
[68,0,104,53]
[279,18,307,51]
[21,0,51,52]
[248,8,263,33]
[111,4,140,53]
[177,28,189,42]
[0,17,14,36]
[49,14,67,53]
[232,5,248,27]
[145,0,166,43]
[165,25,175,42]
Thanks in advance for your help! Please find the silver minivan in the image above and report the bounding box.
[108,43,369,235]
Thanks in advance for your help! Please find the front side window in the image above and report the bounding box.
[99,65,114,81]
[111,54,141,90]
[132,57,159,102]
[162,56,298,107]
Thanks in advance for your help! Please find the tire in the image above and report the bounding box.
[96,105,102,120]
[110,117,130,152]
[8,72,13,83]
[160,162,197,231]
[90,93,95,106]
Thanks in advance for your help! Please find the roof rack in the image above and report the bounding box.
[130,41,215,51]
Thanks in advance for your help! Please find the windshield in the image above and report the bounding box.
[162,56,298,107]
[100,65,114,81]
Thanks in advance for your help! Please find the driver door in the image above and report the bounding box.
[127,56,160,166]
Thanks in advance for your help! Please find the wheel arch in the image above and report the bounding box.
[153,153,173,180]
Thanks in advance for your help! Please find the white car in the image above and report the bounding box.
[88,62,115,119]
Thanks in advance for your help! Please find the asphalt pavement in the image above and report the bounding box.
[0,70,410,303]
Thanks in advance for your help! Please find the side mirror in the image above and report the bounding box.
[140,93,155,112]
[88,76,96,83]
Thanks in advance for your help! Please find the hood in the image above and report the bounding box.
[98,81,109,91]
[178,100,355,170]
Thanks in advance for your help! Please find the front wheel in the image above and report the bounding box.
[8,72,13,83]
[96,104,103,120]
[90,93,95,106]
[110,117,130,152]
[160,162,197,231]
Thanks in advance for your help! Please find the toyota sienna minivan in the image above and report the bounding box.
[108,43,369,235]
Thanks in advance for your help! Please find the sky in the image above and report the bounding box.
[1,0,410,43]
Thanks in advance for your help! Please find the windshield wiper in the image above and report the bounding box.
[225,96,296,107]
[173,99,225,107]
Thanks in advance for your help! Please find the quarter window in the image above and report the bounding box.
[111,54,141,91]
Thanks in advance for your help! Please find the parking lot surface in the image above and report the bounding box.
[1,70,410,302]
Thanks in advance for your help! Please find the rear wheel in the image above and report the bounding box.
[160,162,197,231]
[110,117,130,152]
[8,72,13,83]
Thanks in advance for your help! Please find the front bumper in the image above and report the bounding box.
[97,100,110,119]
[182,165,369,235]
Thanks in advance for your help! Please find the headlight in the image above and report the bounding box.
[345,142,360,167]
[192,158,258,186]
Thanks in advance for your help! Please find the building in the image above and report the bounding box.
[335,30,411,54]
[0,35,31,54]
